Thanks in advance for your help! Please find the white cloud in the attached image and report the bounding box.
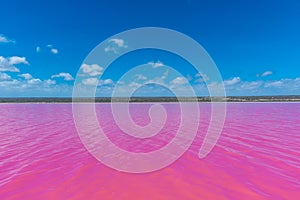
[101,79,113,85]
[219,77,300,95]
[51,72,74,81]
[224,77,241,86]
[195,72,209,82]
[0,76,75,97]
[8,56,29,65]
[145,78,164,85]
[162,70,169,79]
[36,46,41,52]
[143,70,169,86]
[170,77,188,85]
[82,77,98,86]
[104,46,116,53]
[0,34,15,43]
[104,38,127,54]
[0,79,20,88]
[186,74,193,81]
[0,72,11,81]
[0,75,58,92]
[0,56,29,72]
[109,39,127,48]
[0,65,19,72]
[117,80,125,85]
[261,71,273,77]
[129,81,141,88]
[148,61,164,68]
[239,81,263,90]
[80,64,103,76]
[1,75,299,97]
[51,48,58,54]
[46,44,58,54]
[82,77,113,86]
[28,78,42,85]
[44,79,56,85]
[25,78,54,87]
[136,74,147,80]
[18,73,33,80]
[264,80,283,88]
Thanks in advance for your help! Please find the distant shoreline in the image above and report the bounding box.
[0,96,300,103]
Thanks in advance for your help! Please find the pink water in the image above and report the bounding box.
[0,103,300,199]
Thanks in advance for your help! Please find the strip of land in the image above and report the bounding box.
[0,96,300,103]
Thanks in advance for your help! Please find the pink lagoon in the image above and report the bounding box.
[0,102,300,199]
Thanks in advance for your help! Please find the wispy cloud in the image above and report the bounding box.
[104,38,127,54]
[36,46,41,53]
[148,61,164,68]
[260,71,273,77]
[0,34,15,43]
[110,39,127,47]
[264,80,282,88]
[51,72,74,81]
[186,74,193,81]
[162,70,169,79]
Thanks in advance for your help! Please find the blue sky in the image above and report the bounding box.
[0,0,300,97]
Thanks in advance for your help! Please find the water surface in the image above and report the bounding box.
[0,103,299,199]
